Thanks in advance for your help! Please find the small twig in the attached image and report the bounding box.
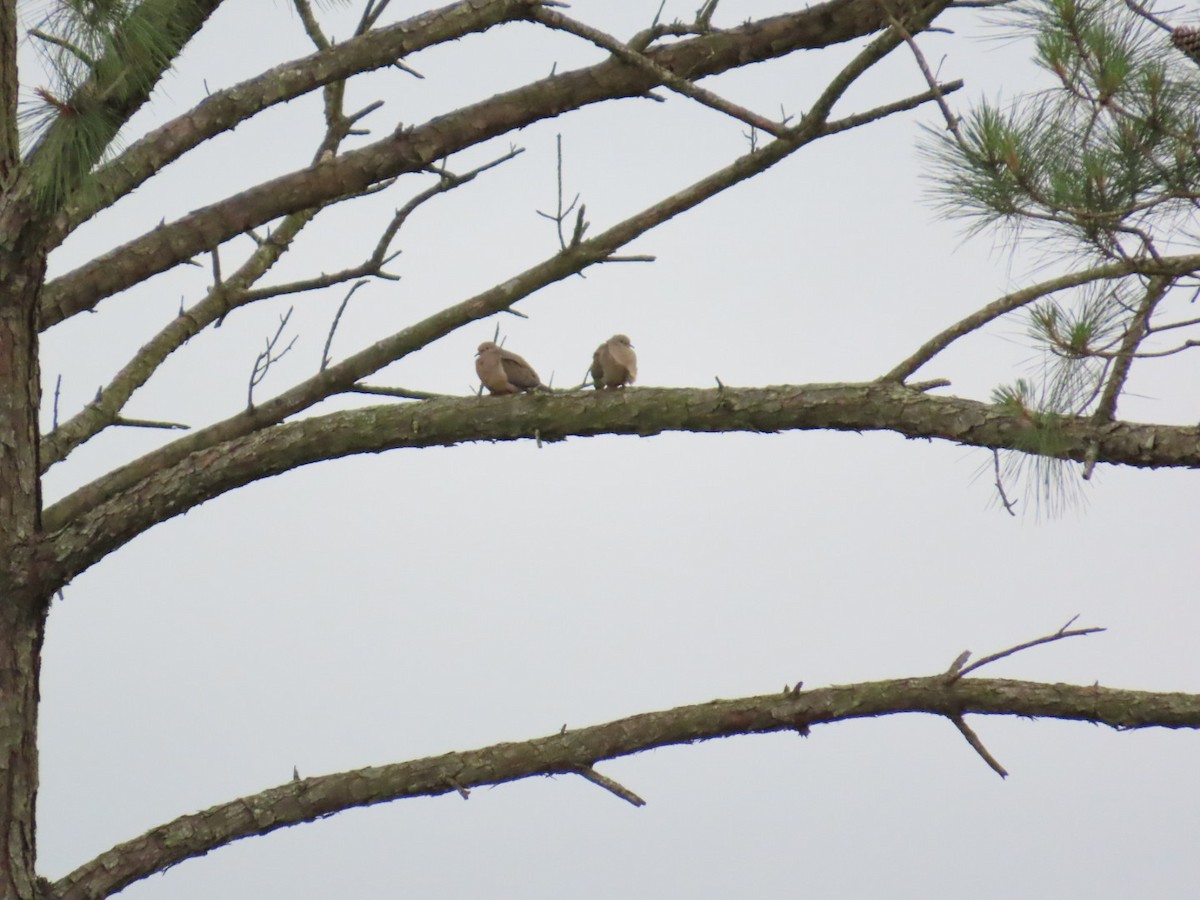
[446,778,470,800]
[321,281,368,371]
[348,384,450,401]
[357,0,391,34]
[599,254,656,264]
[945,650,971,676]
[992,449,1018,516]
[112,417,190,431]
[950,715,1008,778]
[535,134,580,250]
[696,0,720,31]
[1122,0,1172,31]
[52,374,62,430]
[532,7,786,137]
[891,16,964,146]
[573,766,646,807]
[950,619,1106,682]
[248,308,298,410]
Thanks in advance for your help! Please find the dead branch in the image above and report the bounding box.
[349,385,451,401]
[321,282,368,372]
[536,134,581,250]
[248,309,298,410]
[50,652,1200,900]
[950,715,1008,778]
[992,449,1018,516]
[951,618,1104,682]
[531,7,786,137]
[573,766,647,807]
[112,417,189,431]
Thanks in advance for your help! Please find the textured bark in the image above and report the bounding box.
[0,0,17,185]
[38,382,1200,591]
[38,0,952,328]
[0,599,46,900]
[51,674,1200,900]
[0,242,49,899]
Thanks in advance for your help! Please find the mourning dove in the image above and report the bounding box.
[591,334,637,389]
[475,341,546,394]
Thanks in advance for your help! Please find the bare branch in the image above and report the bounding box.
[532,7,787,137]
[50,665,1200,900]
[991,448,1018,516]
[573,766,647,807]
[248,309,298,410]
[348,384,451,401]
[111,417,189,431]
[321,281,368,371]
[952,621,1105,682]
[892,15,963,145]
[950,715,1008,778]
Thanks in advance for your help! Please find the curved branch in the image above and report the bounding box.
[881,255,1200,382]
[51,671,1200,900]
[38,381,1200,589]
[38,0,954,329]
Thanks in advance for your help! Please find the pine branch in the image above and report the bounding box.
[22,0,226,214]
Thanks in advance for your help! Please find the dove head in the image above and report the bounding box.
[477,341,500,355]
[611,334,632,347]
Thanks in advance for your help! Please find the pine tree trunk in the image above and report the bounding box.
[0,244,49,900]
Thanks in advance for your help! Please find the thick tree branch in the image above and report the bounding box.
[46,0,548,246]
[38,0,954,329]
[38,381,1200,589]
[51,671,1200,900]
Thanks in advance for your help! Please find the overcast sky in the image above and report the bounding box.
[25,1,1200,897]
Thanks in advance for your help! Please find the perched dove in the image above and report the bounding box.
[591,334,637,389]
[475,341,546,394]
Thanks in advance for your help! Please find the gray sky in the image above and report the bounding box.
[28,1,1200,897]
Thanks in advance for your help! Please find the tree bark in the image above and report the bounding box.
[0,245,49,900]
